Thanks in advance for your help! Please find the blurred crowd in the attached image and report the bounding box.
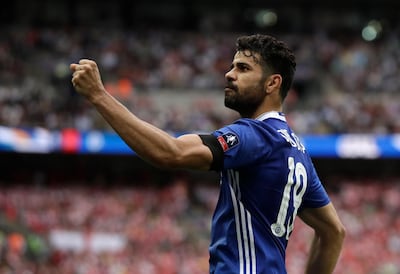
[0,175,399,274]
[0,175,215,274]
[1,26,400,134]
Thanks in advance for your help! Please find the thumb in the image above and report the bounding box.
[70,63,78,72]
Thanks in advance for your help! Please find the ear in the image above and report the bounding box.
[265,74,282,95]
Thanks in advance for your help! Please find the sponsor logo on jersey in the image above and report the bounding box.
[217,132,239,152]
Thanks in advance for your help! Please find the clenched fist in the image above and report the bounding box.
[70,59,106,103]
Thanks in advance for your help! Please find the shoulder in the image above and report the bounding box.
[214,119,257,144]
[212,118,275,157]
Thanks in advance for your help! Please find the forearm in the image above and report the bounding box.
[305,233,343,274]
[90,91,182,167]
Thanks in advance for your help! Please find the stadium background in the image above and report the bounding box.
[1,0,400,273]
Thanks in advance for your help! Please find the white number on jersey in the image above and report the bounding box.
[271,156,308,239]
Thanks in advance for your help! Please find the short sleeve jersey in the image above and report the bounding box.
[208,111,330,274]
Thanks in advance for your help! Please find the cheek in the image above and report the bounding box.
[239,78,265,95]
[237,76,253,91]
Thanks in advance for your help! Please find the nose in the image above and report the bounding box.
[225,68,236,81]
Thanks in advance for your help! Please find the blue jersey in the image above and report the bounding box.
[209,111,330,274]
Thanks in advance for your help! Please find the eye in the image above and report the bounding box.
[237,63,250,71]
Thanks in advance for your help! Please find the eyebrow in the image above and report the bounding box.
[231,61,252,69]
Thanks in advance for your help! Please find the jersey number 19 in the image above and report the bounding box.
[271,156,307,240]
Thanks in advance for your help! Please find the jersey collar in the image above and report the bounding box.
[255,111,286,122]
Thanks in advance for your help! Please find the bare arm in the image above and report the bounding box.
[298,202,346,274]
[70,59,213,170]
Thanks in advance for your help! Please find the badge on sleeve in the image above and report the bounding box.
[217,132,239,152]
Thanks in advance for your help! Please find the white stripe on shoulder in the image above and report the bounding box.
[255,111,286,122]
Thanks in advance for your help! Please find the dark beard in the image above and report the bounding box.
[224,83,265,118]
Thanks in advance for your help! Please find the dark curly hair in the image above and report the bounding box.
[236,34,296,101]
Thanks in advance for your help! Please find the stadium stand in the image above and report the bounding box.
[0,26,399,134]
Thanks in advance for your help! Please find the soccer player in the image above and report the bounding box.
[70,34,345,274]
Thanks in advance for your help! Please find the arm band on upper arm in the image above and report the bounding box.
[199,134,224,171]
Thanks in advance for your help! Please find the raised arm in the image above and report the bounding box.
[298,202,346,274]
[70,59,214,170]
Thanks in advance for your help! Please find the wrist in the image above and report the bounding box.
[88,89,108,105]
